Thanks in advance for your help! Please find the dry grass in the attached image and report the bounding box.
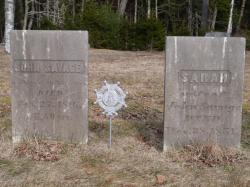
[0,47,249,186]
[167,144,245,167]
[13,140,71,162]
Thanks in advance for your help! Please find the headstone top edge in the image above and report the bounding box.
[12,59,86,61]
[10,30,89,39]
[10,30,88,34]
[166,36,245,40]
[10,30,89,61]
[165,36,246,46]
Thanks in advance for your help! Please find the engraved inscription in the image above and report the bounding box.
[178,70,232,103]
[179,70,231,85]
[17,112,71,121]
[169,102,241,112]
[17,100,83,109]
[174,70,237,124]
[13,60,84,73]
[38,89,63,97]
[169,102,241,122]
[165,126,241,136]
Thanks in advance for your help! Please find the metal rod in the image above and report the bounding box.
[109,116,112,148]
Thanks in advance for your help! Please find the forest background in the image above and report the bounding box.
[1,0,250,51]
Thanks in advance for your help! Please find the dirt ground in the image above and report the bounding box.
[0,47,250,187]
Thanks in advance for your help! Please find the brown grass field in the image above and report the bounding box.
[0,47,250,186]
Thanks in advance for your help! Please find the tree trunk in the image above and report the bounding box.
[195,11,199,36]
[134,0,137,23]
[188,0,193,35]
[236,0,247,33]
[211,5,217,31]
[18,0,24,28]
[72,0,75,19]
[81,0,84,13]
[46,0,50,18]
[53,0,56,24]
[4,0,15,53]
[227,0,234,36]
[155,0,158,19]
[118,0,127,16]
[201,0,209,30]
[147,0,151,19]
[36,0,39,28]
[57,0,60,25]
[28,0,34,30]
[23,0,29,30]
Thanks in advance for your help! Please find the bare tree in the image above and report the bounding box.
[36,0,41,28]
[17,0,24,28]
[188,0,192,34]
[22,0,64,30]
[155,0,158,19]
[72,0,76,19]
[195,11,199,36]
[28,0,35,30]
[211,5,217,31]
[46,0,50,17]
[23,0,32,30]
[134,0,137,23]
[227,0,234,35]
[4,0,15,53]
[236,0,247,33]
[23,0,28,29]
[201,0,209,30]
[147,0,151,19]
[81,0,85,13]
[53,0,58,24]
[118,0,127,16]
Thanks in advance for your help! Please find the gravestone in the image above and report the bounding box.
[164,37,245,150]
[10,30,88,143]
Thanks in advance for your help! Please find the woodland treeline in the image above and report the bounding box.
[1,0,250,51]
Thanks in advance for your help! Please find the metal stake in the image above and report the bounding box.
[109,116,112,148]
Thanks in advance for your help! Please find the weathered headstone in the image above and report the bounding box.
[164,37,245,150]
[10,30,88,143]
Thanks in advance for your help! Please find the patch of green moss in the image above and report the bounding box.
[0,159,12,167]
[0,96,11,105]
[0,159,31,176]
[243,103,250,113]
[0,118,12,140]
[242,108,250,149]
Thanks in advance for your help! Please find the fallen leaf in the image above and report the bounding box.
[156,174,166,184]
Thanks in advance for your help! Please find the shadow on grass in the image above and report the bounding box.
[119,101,164,151]
[88,100,250,151]
[133,118,164,151]
[89,99,164,150]
[132,107,250,151]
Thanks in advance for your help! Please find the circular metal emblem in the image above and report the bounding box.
[95,81,127,116]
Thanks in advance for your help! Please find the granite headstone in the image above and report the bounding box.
[164,37,245,150]
[10,30,88,143]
